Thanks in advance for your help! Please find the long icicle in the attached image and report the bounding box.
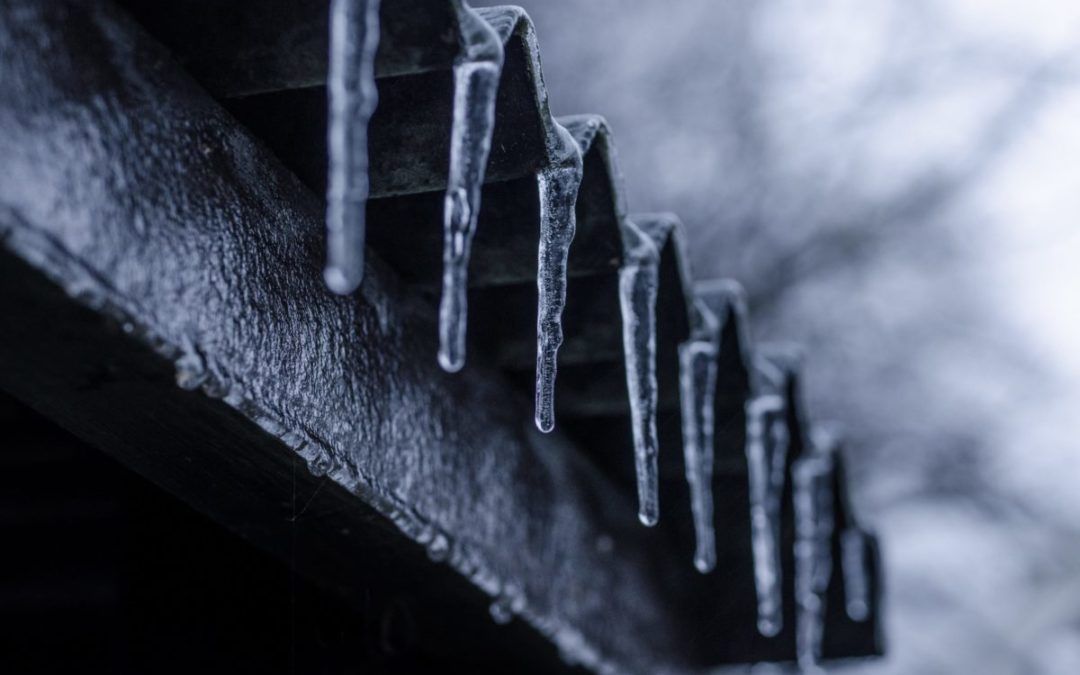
[619,225,661,526]
[841,528,871,621]
[533,124,584,432]
[679,330,719,571]
[794,451,835,673]
[437,4,504,372]
[745,393,789,636]
[325,0,381,295]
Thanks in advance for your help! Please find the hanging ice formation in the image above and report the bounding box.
[434,3,591,395]
[437,4,505,372]
[325,0,381,294]
[745,390,790,636]
[533,125,585,432]
[793,447,836,673]
[841,528,870,622]
[619,223,661,526]
[678,302,721,571]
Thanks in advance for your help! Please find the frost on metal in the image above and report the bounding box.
[678,301,721,572]
[437,3,504,372]
[325,0,381,294]
[794,435,837,673]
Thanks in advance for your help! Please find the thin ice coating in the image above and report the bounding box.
[679,339,719,572]
[842,528,870,621]
[745,395,789,636]
[437,7,504,372]
[619,236,660,526]
[325,0,381,294]
[533,125,584,432]
[794,455,835,673]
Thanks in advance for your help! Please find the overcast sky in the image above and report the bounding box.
[475,1,1080,671]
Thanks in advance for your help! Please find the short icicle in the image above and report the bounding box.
[437,5,505,372]
[619,225,661,526]
[745,393,789,636]
[678,306,720,572]
[793,451,836,674]
[841,528,871,621]
[325,0,381,294]
[533,124,584,432]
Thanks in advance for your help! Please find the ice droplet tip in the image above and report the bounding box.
[489,601,513,625]
[694,555,715,574]
[324,265,361,295]
[847,600,869,622]
[535,415,555,433]
[438,350,465,373]
[638,509,658,527]
[758,617,781,637]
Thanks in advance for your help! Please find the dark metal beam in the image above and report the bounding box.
[118,0,462,96]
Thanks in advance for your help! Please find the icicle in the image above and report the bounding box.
[793,453,835,673]
[437,5,504,372]
[841,528,870,621]
[489,582,525,625]
[533,124,584,432]
[745,394,789,636]
[325,0,381,294]
[678,311,720,572]
[619,226,661,526]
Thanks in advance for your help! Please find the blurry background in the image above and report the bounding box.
[475,0,1080,672]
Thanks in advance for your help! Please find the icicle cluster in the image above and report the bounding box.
[678,304,720,572]
[619,224,661,526]
[745,393,790,636]
[325,0,381,294]
[793,451,835,673]
[533,124,585,431]
[437,5,505,372]
[313,0,886,661]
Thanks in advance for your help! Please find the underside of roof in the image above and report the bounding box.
[0,1,884,672]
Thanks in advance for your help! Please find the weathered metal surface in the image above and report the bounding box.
[0,2,691,672]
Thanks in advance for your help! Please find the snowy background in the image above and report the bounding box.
[476,0,1080,672]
